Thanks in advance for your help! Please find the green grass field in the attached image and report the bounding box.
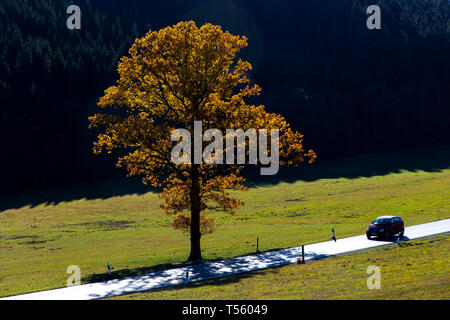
[0,145,449,298]
[110,234,450,300]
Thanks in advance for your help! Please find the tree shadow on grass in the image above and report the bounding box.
[1,145,449,212]
[245,144,450,188]
[0,177,153,212]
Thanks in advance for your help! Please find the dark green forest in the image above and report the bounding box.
[0,0,449,192]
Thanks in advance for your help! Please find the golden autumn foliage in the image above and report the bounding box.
[89,21,315,260]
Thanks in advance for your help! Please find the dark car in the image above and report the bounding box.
[366,216,404,240]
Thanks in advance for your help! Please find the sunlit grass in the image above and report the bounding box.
[0,147,449,297]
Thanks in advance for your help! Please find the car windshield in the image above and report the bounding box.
[372,218,390,225]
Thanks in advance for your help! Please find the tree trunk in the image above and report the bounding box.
[188,163,202,261]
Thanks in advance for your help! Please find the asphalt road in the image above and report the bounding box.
[2,218,449,300]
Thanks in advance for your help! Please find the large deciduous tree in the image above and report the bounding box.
[89,21,316,261]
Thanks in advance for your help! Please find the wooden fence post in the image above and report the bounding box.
[302,245,305,264]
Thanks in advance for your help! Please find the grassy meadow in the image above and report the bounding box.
[0,145,449,298]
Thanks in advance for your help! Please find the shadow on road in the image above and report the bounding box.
[368,235,410,243]
[82,245,339,299]
[82,261,194,284]
[89,268,278,299]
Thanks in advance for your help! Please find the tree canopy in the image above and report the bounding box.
[89,21,316,260]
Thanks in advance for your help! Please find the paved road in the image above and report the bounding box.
[2,218,449,300]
